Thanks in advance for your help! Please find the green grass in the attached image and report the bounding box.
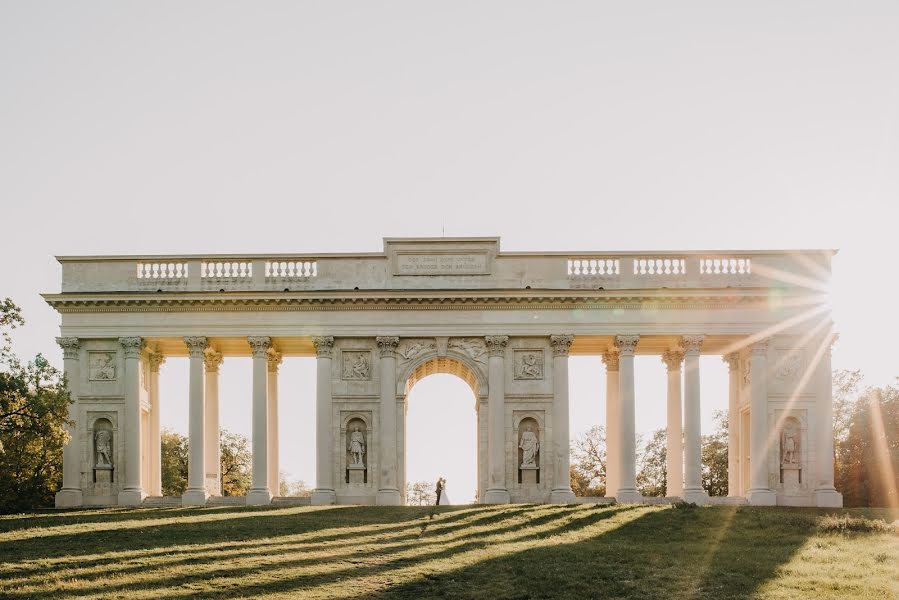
[0,504,896,599]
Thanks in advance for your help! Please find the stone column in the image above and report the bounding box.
[550,335,576,504]
[247,336,273,505]
[662,349,684,498]
[681,336,709,504]
[182,336,208,505]
[815,334,843,507]
[148,351,166,497]
[602,350,620,497]
[747,339,776,505]
[377,336,402,505]
[118,336,145,506]
[267,349,282,496]
[723,352,741,497]
[482,335,510,504]
[203,348,223,496]
[55,337,83,507]
[614,335,642,503]
[311,336,337,505]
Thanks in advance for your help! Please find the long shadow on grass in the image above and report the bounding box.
[362,506,817,600]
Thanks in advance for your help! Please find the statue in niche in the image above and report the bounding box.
[782,420,799,465]
[95,429,112,467]
[89,352,116,381]
[519,424,539,467]
[517,353,542,379]
[348,426,365,467]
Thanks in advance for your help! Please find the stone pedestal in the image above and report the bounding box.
[311,489,336,505]
[615,489,644,504]
[682,489,710,505]
[747,489,777,505]
[781,463,801,494]
[55,489,84,508]
[520,465,538,485]
[377,489,402,505]
[815,489,844,507]
[246,489,273,506]
[348,465,366,485]
[182,489,208,506]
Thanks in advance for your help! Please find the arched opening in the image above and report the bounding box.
[403,357,481,505]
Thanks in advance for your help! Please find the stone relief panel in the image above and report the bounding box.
[341,351,372,381]
[397,339,437,363]
[88,352,117,381]
[447,338,488,365]
[514,350,544,380]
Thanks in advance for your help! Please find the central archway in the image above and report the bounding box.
[400,355,486,505]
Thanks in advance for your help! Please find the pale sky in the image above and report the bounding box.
[2,2,897,503]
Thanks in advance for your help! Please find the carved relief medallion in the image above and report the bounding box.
[88,352,117,381]
[775,351,802,382]
[342,351,372,380]
[514,350,544,380]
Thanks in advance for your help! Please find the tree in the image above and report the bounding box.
[279,472,312,497]
[701,410,729,497]
[220,429,251,496]
[160,429,188,496]
[840,382,899,508]
[637,429,667,497]
[570,425,606,496]
[406,480,436,505]
[0,299,71,513]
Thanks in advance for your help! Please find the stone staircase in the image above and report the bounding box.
[142,496,183,508]
[271,496,312,506]
[206,495,246,507]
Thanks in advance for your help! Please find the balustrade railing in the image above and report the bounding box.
[136,262,189,280]
[633,257,686,276]
[266,260,317,279]
[202,261,252,279]
[699,257,751,275]
[567,258,620,277]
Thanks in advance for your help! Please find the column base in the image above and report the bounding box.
[682,488,710,505]
[376,488,402,506]
[55,488,83,508]
[311,489,336,505]
[815,488,843,508]
[482,488,511,504]
[117,489,145,506]
[549,488,577,504]
[747,488,777,506]
[246,488,273,506]
[615,488,643,504]
[182,488,209,506]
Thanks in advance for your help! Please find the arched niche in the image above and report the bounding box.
[343,413,369,485]
[515,414,543,485]
[92,417,114,483]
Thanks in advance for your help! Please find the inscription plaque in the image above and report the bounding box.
[395,253,489,275]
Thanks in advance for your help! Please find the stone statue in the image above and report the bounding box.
[348,426,365,466]
[782,421,799,465]
[351,353,369,379]
[519,424,539,467]
[95,430,112,466]
[518,353,541,378]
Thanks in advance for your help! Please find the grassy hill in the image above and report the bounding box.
[0,503,896,599]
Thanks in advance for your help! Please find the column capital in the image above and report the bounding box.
[601,348,620,371]
[750,339,769,356]
[614,335,640,356]
[56,337,80,360]
[148,351,167,373]
[184,336,209,358]
[203,348,223,372]
[722,352,740,372]
[550,335,574,357]
[267,348,283,373]
[376,336,400,358]
[247,336,272,358]
[680,335,704,354]
[485,335,509,357]
[662,349,684,371]
[313,336,335,358]
[119,337,145,359]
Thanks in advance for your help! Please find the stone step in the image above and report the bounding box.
[271,496,312,506]
[142,496,182,507]
[709,496,749,506]
[206,495,247,506]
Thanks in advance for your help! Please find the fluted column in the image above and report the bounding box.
[247,336,273,505]
[681,336,709,504]
[815,334,843,507]
[550,335,576,503]
[602,350,620,497]
[55,337,83,507]
[723,352,741,497]
[481,335,510,504]
[203,349,222,496]
[148,351,165,497]
[182,336,209,505]
[662,349,684,498]
[267,349,282,496]
[747,339,776,505]
[377,336,402,505]
[614,335,642,503]
[118,336,146,506]
[311,336,337,505]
